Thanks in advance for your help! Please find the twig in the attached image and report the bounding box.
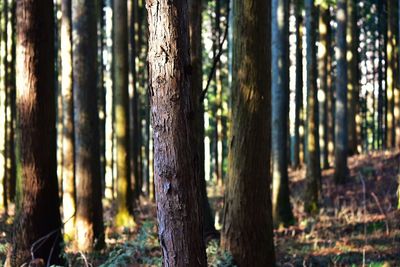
[199,0,230,103]
[370,192,390,235]
[46,231,60,267]
[79,251,90,267]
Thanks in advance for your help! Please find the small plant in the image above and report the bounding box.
[206,240,236,267]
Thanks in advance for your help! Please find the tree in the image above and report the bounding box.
[304,0,320,214]
[61,0,76,240]
[221,0,276,265]
[188,0,218,239]
[293,0,303,169]
[347,0,359,155]
[72,0,105,251]
[318,4,330,169]
[9,0,64,265]
[334,0,349,184]
[114,0,135,227]
[272,0,294,227]
[146,0,207,265]
[386,0,396,148]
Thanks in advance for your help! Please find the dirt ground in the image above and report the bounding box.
[0,150,399,266]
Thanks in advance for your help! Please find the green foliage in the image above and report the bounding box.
[100,221,162,267]
[206,240,236,267]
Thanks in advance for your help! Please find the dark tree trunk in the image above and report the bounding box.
[334,0,349,184]
[221,0,276,265]
[304,0,321,214]
[293,0,303,169]
[272,0,294,227]
[188,0,218,240]
[9,0,64,265]
[72,0,105,251]
[318,5,330,170]
[146,0,207,266]
[347,0,359,155]
[129,0,142,202]
[114,0,134,226]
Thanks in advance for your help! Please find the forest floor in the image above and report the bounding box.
[0,150,399,266]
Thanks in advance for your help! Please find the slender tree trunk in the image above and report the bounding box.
[293,0,303,168]
[334,0,349,184]
[304,0,321,213]
[9,0,64,265]
[114,0,134,226]
[347,0,358,155]
[146,1,207,265]
[6,0,16,205]
[188,0,218,239]
[386,0,395,148]
[72,0,105,251]
[272,0,294,227]
[304,0,321,214]
[61,0,75,240]
[222,0,276,265]
[318,5,330,169]
[129,0,142,202]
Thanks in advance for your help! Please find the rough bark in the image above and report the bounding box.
[272,0,294,227]
[188,0,218,239]
[146,0,207,266]
[72,0,105,251]
[304,0,320,214]
[114,0,135,227]
[61,0,76,240]
[221,0,276,265]
[9,0,64,265]
[334,0,349,184]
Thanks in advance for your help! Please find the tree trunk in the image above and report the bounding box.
[146,0,207,266]
[221,0,276,265]
[188,0,218,240]
[334,0,349,184]
[272,0,294,227]
[386,0,395,148]
[61,0,75,240]
[129,0,142,203]
[304,0,320,214]
[10,0,64,265]
[72,0,105,251]
[347,0,358,155]
[293,0,303,169]
[318,5,330,170]
[114,0,135,227]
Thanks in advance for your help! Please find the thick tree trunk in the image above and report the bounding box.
[318,5,330,170]
[10,0,64,265]
[61,0,76,240]
[72,0,105,251]
[334,0,349,184]
[304,0,320,214]
[347,0,359,155]
[221,0,276,266]
[114,0,134,226]
[146,1,207,266]
[272,0,294,227]
[188,0,218,239]
[293,0,303,168]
